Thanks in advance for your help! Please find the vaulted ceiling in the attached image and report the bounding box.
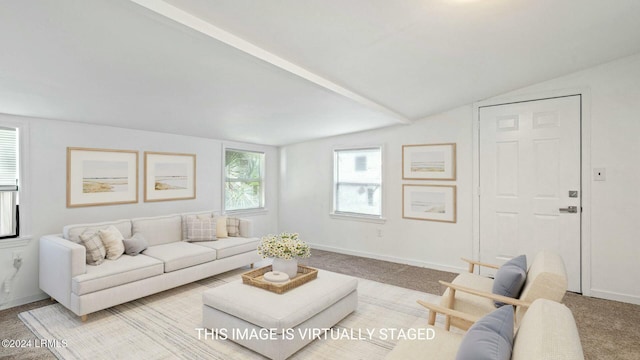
[1,0,640,145]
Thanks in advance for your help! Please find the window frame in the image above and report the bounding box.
[331,145,386,223]
[222,145,266,215]
[0,116,30,244]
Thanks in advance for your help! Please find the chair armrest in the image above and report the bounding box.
[417,300,480,326]
[461,257,500,273]
[439,280,532,308]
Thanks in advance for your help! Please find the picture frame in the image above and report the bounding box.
[67,147,139,208]
[144,151,196,202]
[402,143,456,180]
[402,184,456,223]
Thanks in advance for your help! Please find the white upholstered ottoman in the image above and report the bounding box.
[202,270,358,360]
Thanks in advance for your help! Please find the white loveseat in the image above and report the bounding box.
[39,211,262,320]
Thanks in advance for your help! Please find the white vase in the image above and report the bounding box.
[272,258,298,279]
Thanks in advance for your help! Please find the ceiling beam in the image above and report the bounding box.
[129,0,411,125]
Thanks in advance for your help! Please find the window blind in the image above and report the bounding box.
[0,127,18,189]
[0,127,18,238]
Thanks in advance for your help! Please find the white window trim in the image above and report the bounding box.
[0,116,31,241]
[331,144,386,223]
[221,143,267,215]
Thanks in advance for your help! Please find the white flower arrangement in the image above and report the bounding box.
[257,232,311,260]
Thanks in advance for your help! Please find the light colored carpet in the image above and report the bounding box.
[19,268,442,360]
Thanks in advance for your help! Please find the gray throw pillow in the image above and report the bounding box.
[456,305,514,360]
[123,233,148,256]
[492,255,527,306]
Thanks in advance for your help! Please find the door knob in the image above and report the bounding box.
[559,206,578,213]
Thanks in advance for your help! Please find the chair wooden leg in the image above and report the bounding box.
[445,288,456,331]
[81,315,88,322]
[428,309,436,325]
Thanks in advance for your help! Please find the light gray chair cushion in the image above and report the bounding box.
[456,305,514,360]
[492,255,527,306]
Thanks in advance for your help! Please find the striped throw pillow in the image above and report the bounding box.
[186,217,217,241]
[79,229,106,265]
[227,217,241,237]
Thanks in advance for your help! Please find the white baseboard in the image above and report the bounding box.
[589,289,640,305]
[0,292,49,311]
[307,243,466,274]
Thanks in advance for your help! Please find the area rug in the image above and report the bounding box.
[20,269,442,359]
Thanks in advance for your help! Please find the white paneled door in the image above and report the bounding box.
[479,95,581,292]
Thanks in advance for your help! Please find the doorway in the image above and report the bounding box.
[477,95,581,292]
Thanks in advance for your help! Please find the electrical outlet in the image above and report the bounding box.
[376,229,383,237]
[12,251,22,260]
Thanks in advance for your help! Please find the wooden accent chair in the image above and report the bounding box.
[385,299,584,360]
[429,251,568,330]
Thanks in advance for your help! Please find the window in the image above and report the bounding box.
[224,148,265,212]
[333,147,382,218]
[0,127,19,239]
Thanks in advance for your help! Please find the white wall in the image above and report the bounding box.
[279,52,640,305]
[279,106,474,273]
[0,114,279,310]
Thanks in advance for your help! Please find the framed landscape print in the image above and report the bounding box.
[144,152,196,202]
[402,143,456,180]
[402,184,456,223]
[67,147,139,207]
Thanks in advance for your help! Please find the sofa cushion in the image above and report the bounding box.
[142,242,217,272]
[64,219,132,244]
[72,254,163,295]
[492,255,527,306]
[185,216,217,241]
[79,229,106,266]
[456,305,514,360]
[123,233,148,256]
[131,214,182,247]
[181,211,214,240]
[194,237,259,259]
[99,225,125,260]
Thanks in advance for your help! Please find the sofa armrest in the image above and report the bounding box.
[238,219,254,238]
[39,235,86,308]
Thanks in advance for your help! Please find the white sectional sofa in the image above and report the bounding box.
[39,211,262,320]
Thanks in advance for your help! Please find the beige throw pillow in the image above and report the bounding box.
[79,229,106,265]
[227,217,240,237]
[99,225,125,260]
[186,217,217,241]
[216,216,228,238]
